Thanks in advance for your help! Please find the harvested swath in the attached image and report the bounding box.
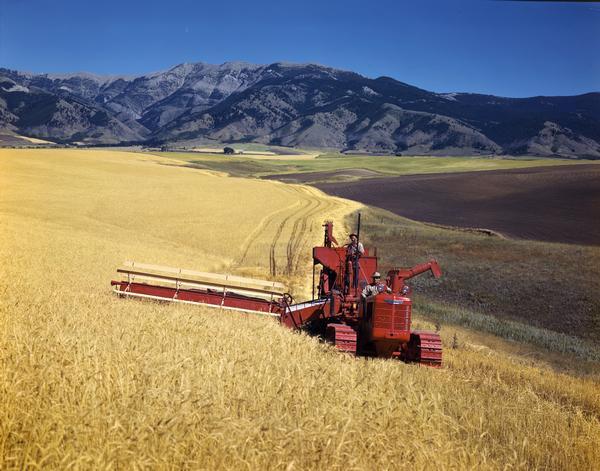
[316,164,600,246]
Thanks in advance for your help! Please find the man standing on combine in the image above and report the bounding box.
[344,233,364,293]
[346,233,364,256]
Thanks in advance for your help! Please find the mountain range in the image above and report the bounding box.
[1,61,599,157]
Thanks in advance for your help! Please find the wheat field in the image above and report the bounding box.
[1,149,599,469]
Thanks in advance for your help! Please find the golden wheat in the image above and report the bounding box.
[1,149,599,469]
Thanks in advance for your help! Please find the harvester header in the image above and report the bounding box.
[111,261,288,316]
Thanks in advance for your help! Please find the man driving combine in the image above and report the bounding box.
[361,272,391,299]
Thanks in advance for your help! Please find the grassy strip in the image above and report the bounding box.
[355,207,600,343]
[416,298,600,362]
[157,151,596,181]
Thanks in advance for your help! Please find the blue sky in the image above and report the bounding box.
[1,0,598,97]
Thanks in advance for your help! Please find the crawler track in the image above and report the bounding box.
[326,324,357,354]
[407,331,443,367]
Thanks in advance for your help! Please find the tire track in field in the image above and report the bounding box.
[285,198,315,275]
[232,183,360,277]
[269,208,297,276]
[288,186,359,275]
[288,197,325,275]
[272,185,325,277]
[233,198,301,268]
[283,185,336,276]
[234,184,307,274]
[282,185,329,276]
[293,197,328,274]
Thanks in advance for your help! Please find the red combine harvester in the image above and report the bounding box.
[111,217,443,366]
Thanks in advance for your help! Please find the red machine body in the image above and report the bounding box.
[111,218,443,366]
[281,220,443,366]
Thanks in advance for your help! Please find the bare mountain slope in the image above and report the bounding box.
[1,62,598,156]
[0,76,146,144]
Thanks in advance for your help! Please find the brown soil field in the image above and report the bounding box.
[316,165,600,246]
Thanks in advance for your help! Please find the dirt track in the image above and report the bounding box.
[315,164,600,246]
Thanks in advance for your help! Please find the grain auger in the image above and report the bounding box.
[111,217,443,366]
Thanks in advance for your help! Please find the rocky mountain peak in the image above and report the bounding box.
[1,61,598,157]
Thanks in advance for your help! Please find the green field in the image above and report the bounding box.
[157,151,598,181]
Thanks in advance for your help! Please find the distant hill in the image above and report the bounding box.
[1,61,599,157]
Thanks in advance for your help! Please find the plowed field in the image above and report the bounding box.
[317,164,600,245]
